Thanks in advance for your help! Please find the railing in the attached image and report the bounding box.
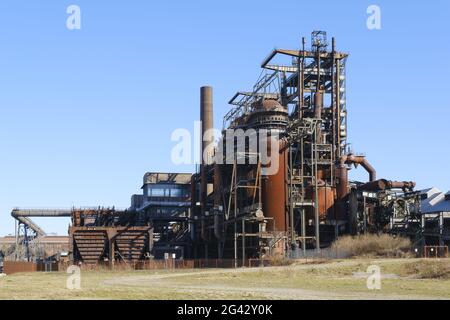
[58,259,251,271]
[423,246,449,258]
[3,261,59,275]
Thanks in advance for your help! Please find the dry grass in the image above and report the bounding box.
[331,234,411,258]
[403,260,450,279]
[267,256,295,266]
[1,259,450,299]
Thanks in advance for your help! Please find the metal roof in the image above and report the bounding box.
[420,187,441,199]
[420,187,450,214]
[142,172,192,186]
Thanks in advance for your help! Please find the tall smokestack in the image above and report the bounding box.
[200,86,214,166]
[200,86,213,240]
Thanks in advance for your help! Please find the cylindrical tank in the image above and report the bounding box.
[201,86,214,165]
[335,165,349,220]
[314,91,323,119]
[262,139,287,232]
[200,86,213,241]
[213,163,223,240]
[213,163,222,207]
[336,165,349,200]
[305,186,335,220]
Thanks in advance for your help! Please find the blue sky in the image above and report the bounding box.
[0,0,449,236]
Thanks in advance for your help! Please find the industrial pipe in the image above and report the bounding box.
[336,164,349,200]
[359,179,416,192]
[314,91,323,144]
[213,163,224,240]
[314,91,323,119]
[200,86,214,241]
[201,86,214,166]
[339,154,377,182]
[214,214,223,241]
[11,209,72,217]
[190,175,197,241]
[12,216,46,237]
[11,209,72,238]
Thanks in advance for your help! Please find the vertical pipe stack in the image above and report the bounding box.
[200,86,214,241]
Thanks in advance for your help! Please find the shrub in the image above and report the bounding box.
[331,234,411,258]
[267,256,295,266]
[404,260,450,279]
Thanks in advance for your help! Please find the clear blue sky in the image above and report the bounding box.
[0,0,449,236]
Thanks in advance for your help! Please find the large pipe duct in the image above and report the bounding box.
[213,163,224,240]
[336,164,349,200]
[359,179,416,192]
[190,175,197,241]
[12,216,46,237]
[11,209,72,238]
[11,209,72,217]
[200,86,214,241]
[339,154,377,182]
[314,91,323,144]
[336,154,376,219]
[314,91,323,119]
[201,86,214,166]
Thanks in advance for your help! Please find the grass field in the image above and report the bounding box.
[1,258,449,300]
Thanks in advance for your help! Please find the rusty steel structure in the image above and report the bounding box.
[5,31,449,267]
[189,31,427,262]
[67,172,192,266]
[69,208,151,266]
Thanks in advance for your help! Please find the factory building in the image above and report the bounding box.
[130,172,192,259]
[3,31,449,266]
[68,172,193,264]
[420,188,450,247]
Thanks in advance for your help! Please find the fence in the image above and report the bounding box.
[3,261,59,275]
[2,253,346,274]
[7,246,448,274]
[58,259,250,272]
[423,246,449,258]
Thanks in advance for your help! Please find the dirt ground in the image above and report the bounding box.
[0,258,449,300]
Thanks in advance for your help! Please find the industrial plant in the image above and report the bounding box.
[1,31,449,268]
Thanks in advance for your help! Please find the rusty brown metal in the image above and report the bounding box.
[200,86,213,241]
[359,179,416,192]
[339,154,376,182]
[213,164,222,207]
[314,91,323,119]
[262,139,288,231]
[213,163,223,240]
[305,186,335,219]
[69,226,151,265]
[3,261,38,274]
[336,165,349,200]
[3,261,60,274]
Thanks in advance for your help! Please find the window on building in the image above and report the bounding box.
[151,188,165,197]
[170,188,183,197]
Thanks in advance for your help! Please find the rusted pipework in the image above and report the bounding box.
[336,164,349,200]
[314,91,323,119]
[314,91,323,144]
[339,154,377,182]
[200,86,213,241]
[359,179,416,192]
[214,214,223,241]
[190,174,197,241]
[309,178,326,187]
[213,163,223,240]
